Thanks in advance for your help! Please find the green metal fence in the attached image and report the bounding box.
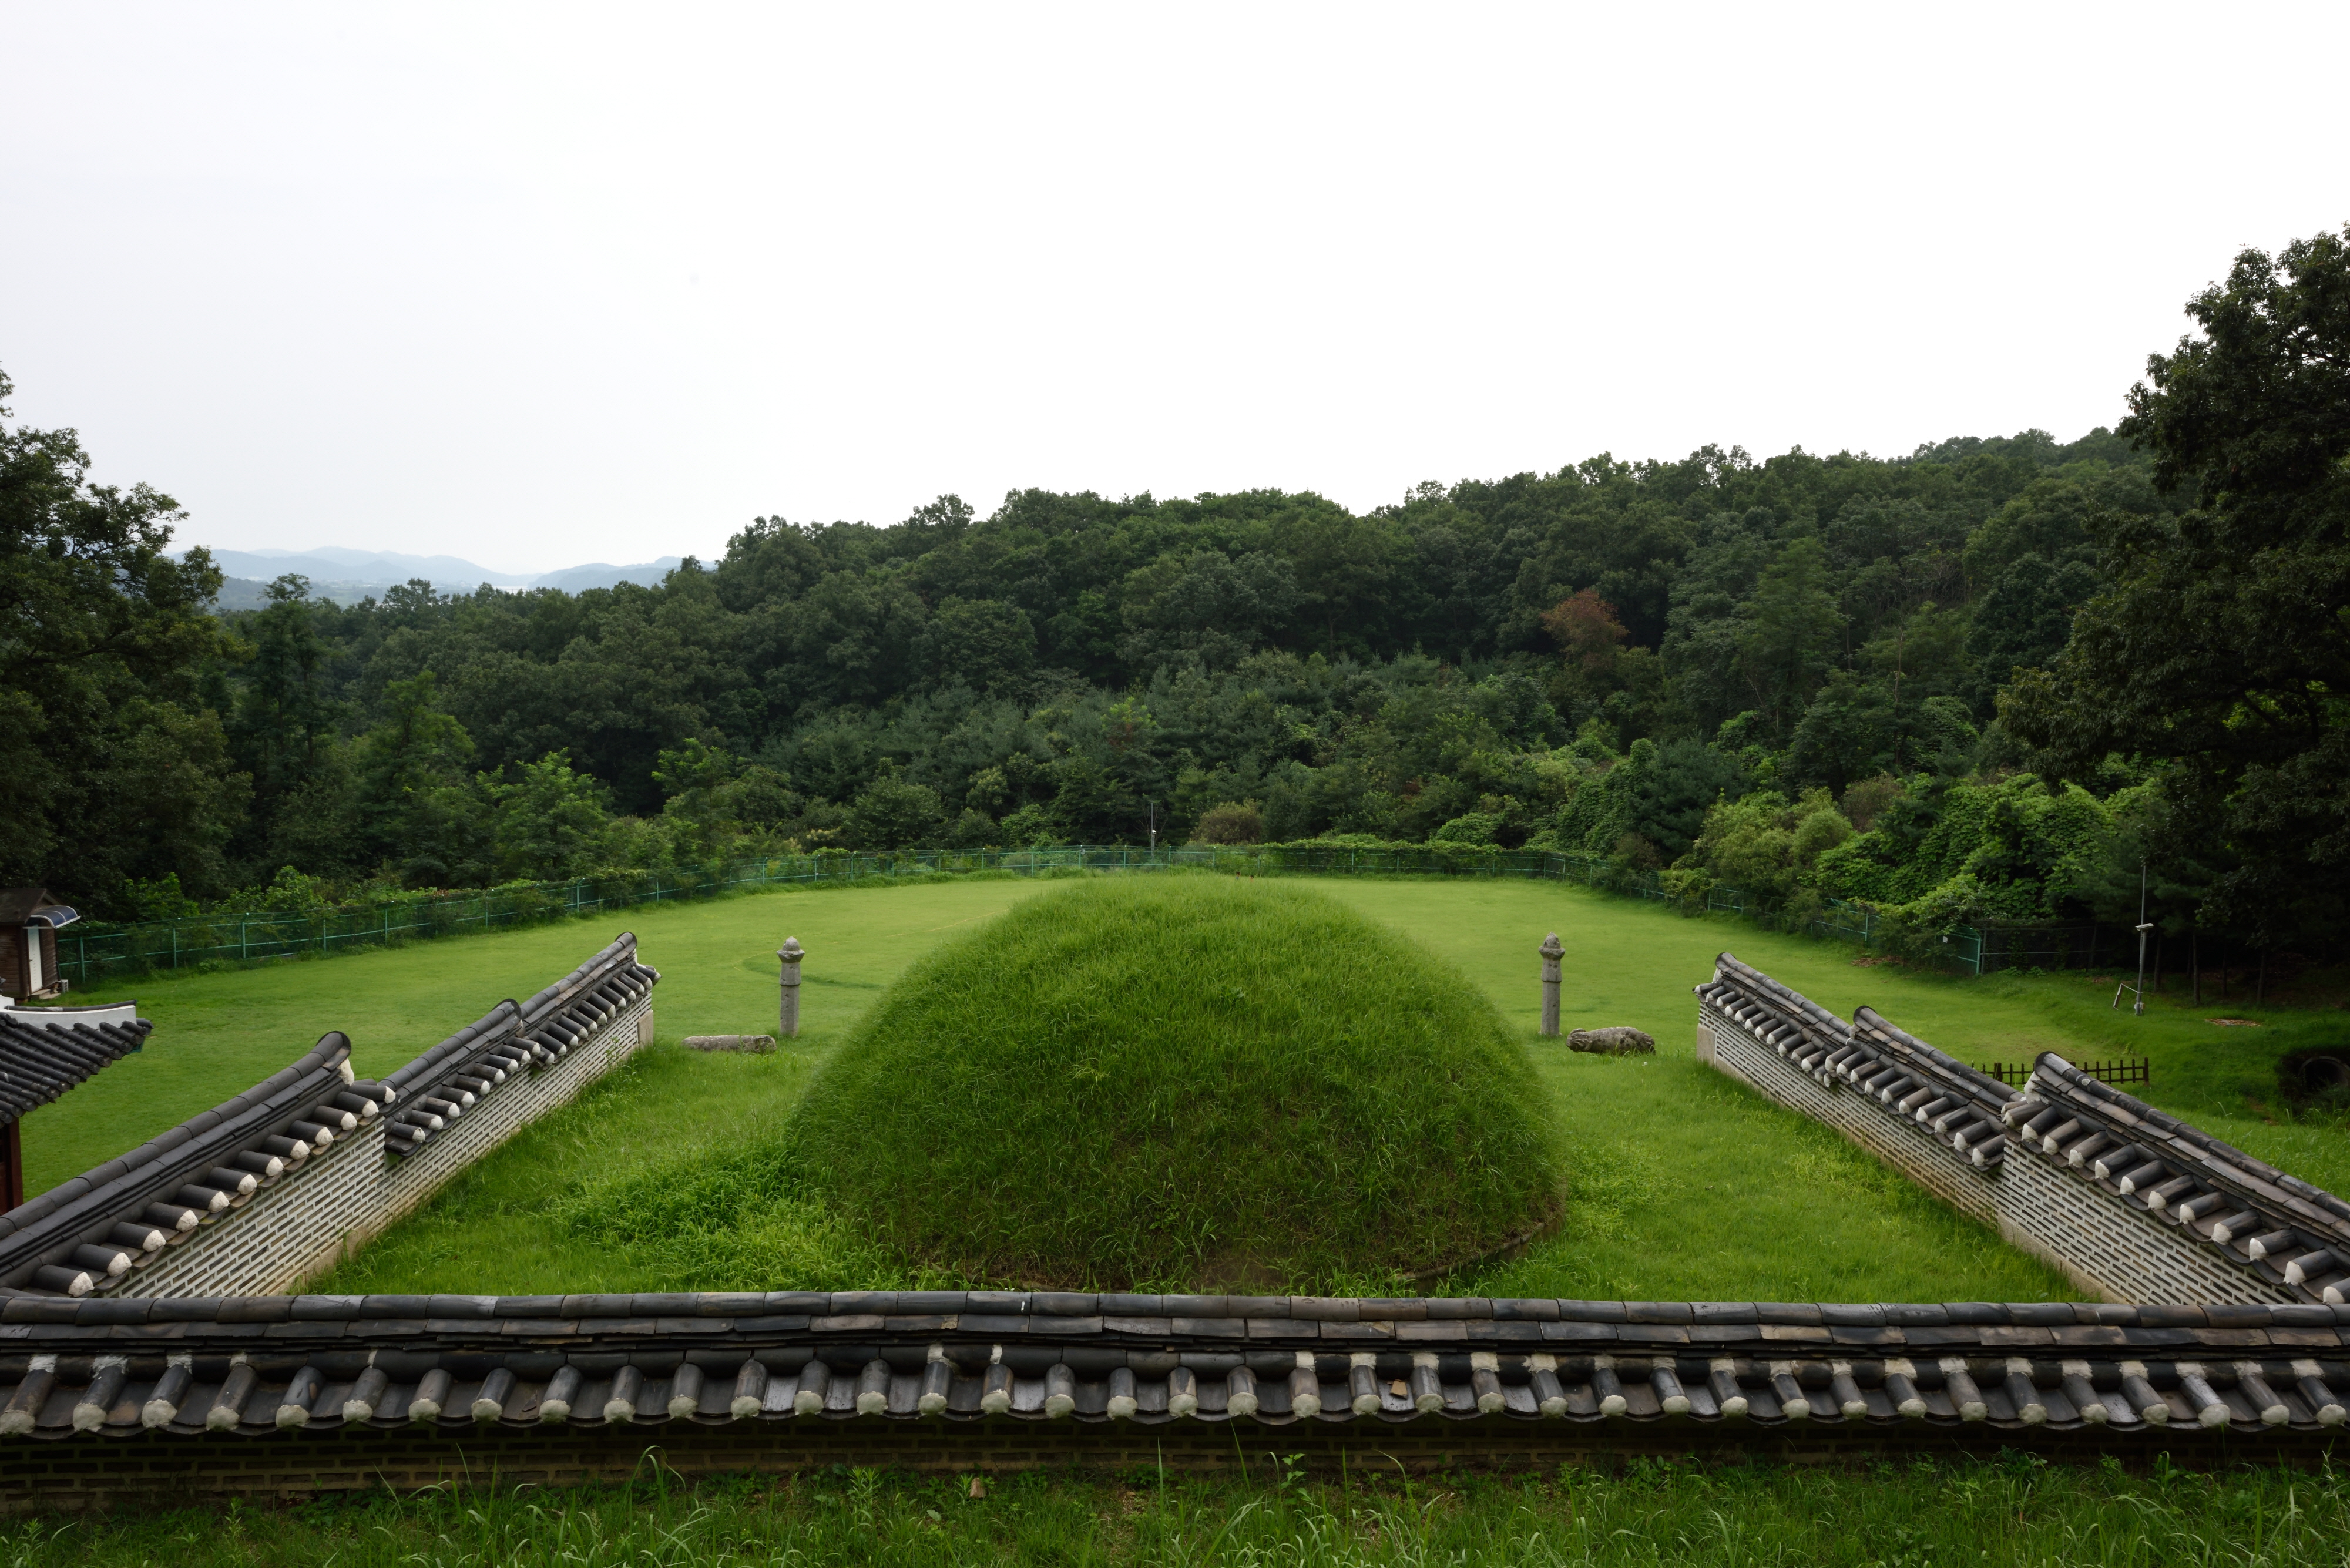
[48,842,1998,988]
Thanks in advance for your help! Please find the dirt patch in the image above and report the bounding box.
[1192,1250,1286,1294]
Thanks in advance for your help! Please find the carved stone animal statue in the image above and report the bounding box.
[1568,1026,1656,1056]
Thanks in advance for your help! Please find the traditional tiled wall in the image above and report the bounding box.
[122,998,653,1298]
[126,1124,388,1299]
[1699,1000,2297,1305]
[1995,1149,2298,1306]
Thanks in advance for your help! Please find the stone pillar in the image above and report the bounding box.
[778,937,805,1038]
[1539,932,1563,1037]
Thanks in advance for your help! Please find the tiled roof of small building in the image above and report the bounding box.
[0,1291,2338,1440]
[0,1005,150,1123]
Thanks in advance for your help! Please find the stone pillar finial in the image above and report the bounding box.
[1539,932,1563,1038]
[778,938,805,1038]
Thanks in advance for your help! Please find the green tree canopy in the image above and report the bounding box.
[0,371,245,908]
[2006,225,2350,942]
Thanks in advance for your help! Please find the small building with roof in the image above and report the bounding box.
[0,889,81,1003]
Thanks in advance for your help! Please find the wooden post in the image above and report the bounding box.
[1539,932,1563,1037]
[778,937,805,1038]
[1,1121,21,1212]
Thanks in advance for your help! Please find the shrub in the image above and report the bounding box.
[1431,811,1505,847]
[1812,773,2110,925]
[1840,773,1904,832]
[996,803,1061,847]
[1683,789,1854,908]
[1190,800,1263,845]
[843,771,945,850]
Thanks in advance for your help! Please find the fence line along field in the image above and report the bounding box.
[49,867,2344,1307]
[43,844,2136,992]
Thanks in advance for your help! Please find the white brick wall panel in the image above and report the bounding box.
[1994,1143,2299,1306]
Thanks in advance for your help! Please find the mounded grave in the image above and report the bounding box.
[787,877,1564,1290]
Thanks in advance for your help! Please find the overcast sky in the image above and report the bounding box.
[3,4,2343,574]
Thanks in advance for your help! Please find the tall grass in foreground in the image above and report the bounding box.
[12,1456,2346,1566]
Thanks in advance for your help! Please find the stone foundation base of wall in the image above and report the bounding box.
[2,1420,2342,1509]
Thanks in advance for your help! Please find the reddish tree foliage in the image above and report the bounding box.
[1540,588,1629,677]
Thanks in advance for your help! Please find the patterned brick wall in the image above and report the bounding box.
[1995,1147,2299,1306]
[126,1123,389,1299]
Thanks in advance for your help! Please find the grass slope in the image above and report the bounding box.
[62,869,2349,1302]
[775,878,1564,1290]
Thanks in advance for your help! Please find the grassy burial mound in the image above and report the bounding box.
[785,877,1565,1290]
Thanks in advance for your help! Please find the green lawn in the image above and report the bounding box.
[5,1457,2344,1566]
[55,871,2350,1305]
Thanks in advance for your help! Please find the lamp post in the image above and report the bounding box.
[2113,862,2151,1016]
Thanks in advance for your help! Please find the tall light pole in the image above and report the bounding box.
[2113,862,2151,1016]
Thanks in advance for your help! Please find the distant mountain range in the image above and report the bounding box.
[186,547,689,609]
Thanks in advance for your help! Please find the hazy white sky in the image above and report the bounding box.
[2,3,2343,573]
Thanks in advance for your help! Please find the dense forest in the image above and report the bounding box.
[7,227,2346,965]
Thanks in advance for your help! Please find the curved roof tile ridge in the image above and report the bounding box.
[0,1008,152,1122]
[1704,959,2349,1245]
[0,935,656,1298]
[384,1003,519,1094]
[2028,1056,2350,1214]
[1703,963,2020,1171]
[381,934,640,1099]
[1852,1007,2013,1102]
[518,934,639,1029]
[0,1032,368,1297]
[381,940,653,1159]
[1714,952,1851,1037]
